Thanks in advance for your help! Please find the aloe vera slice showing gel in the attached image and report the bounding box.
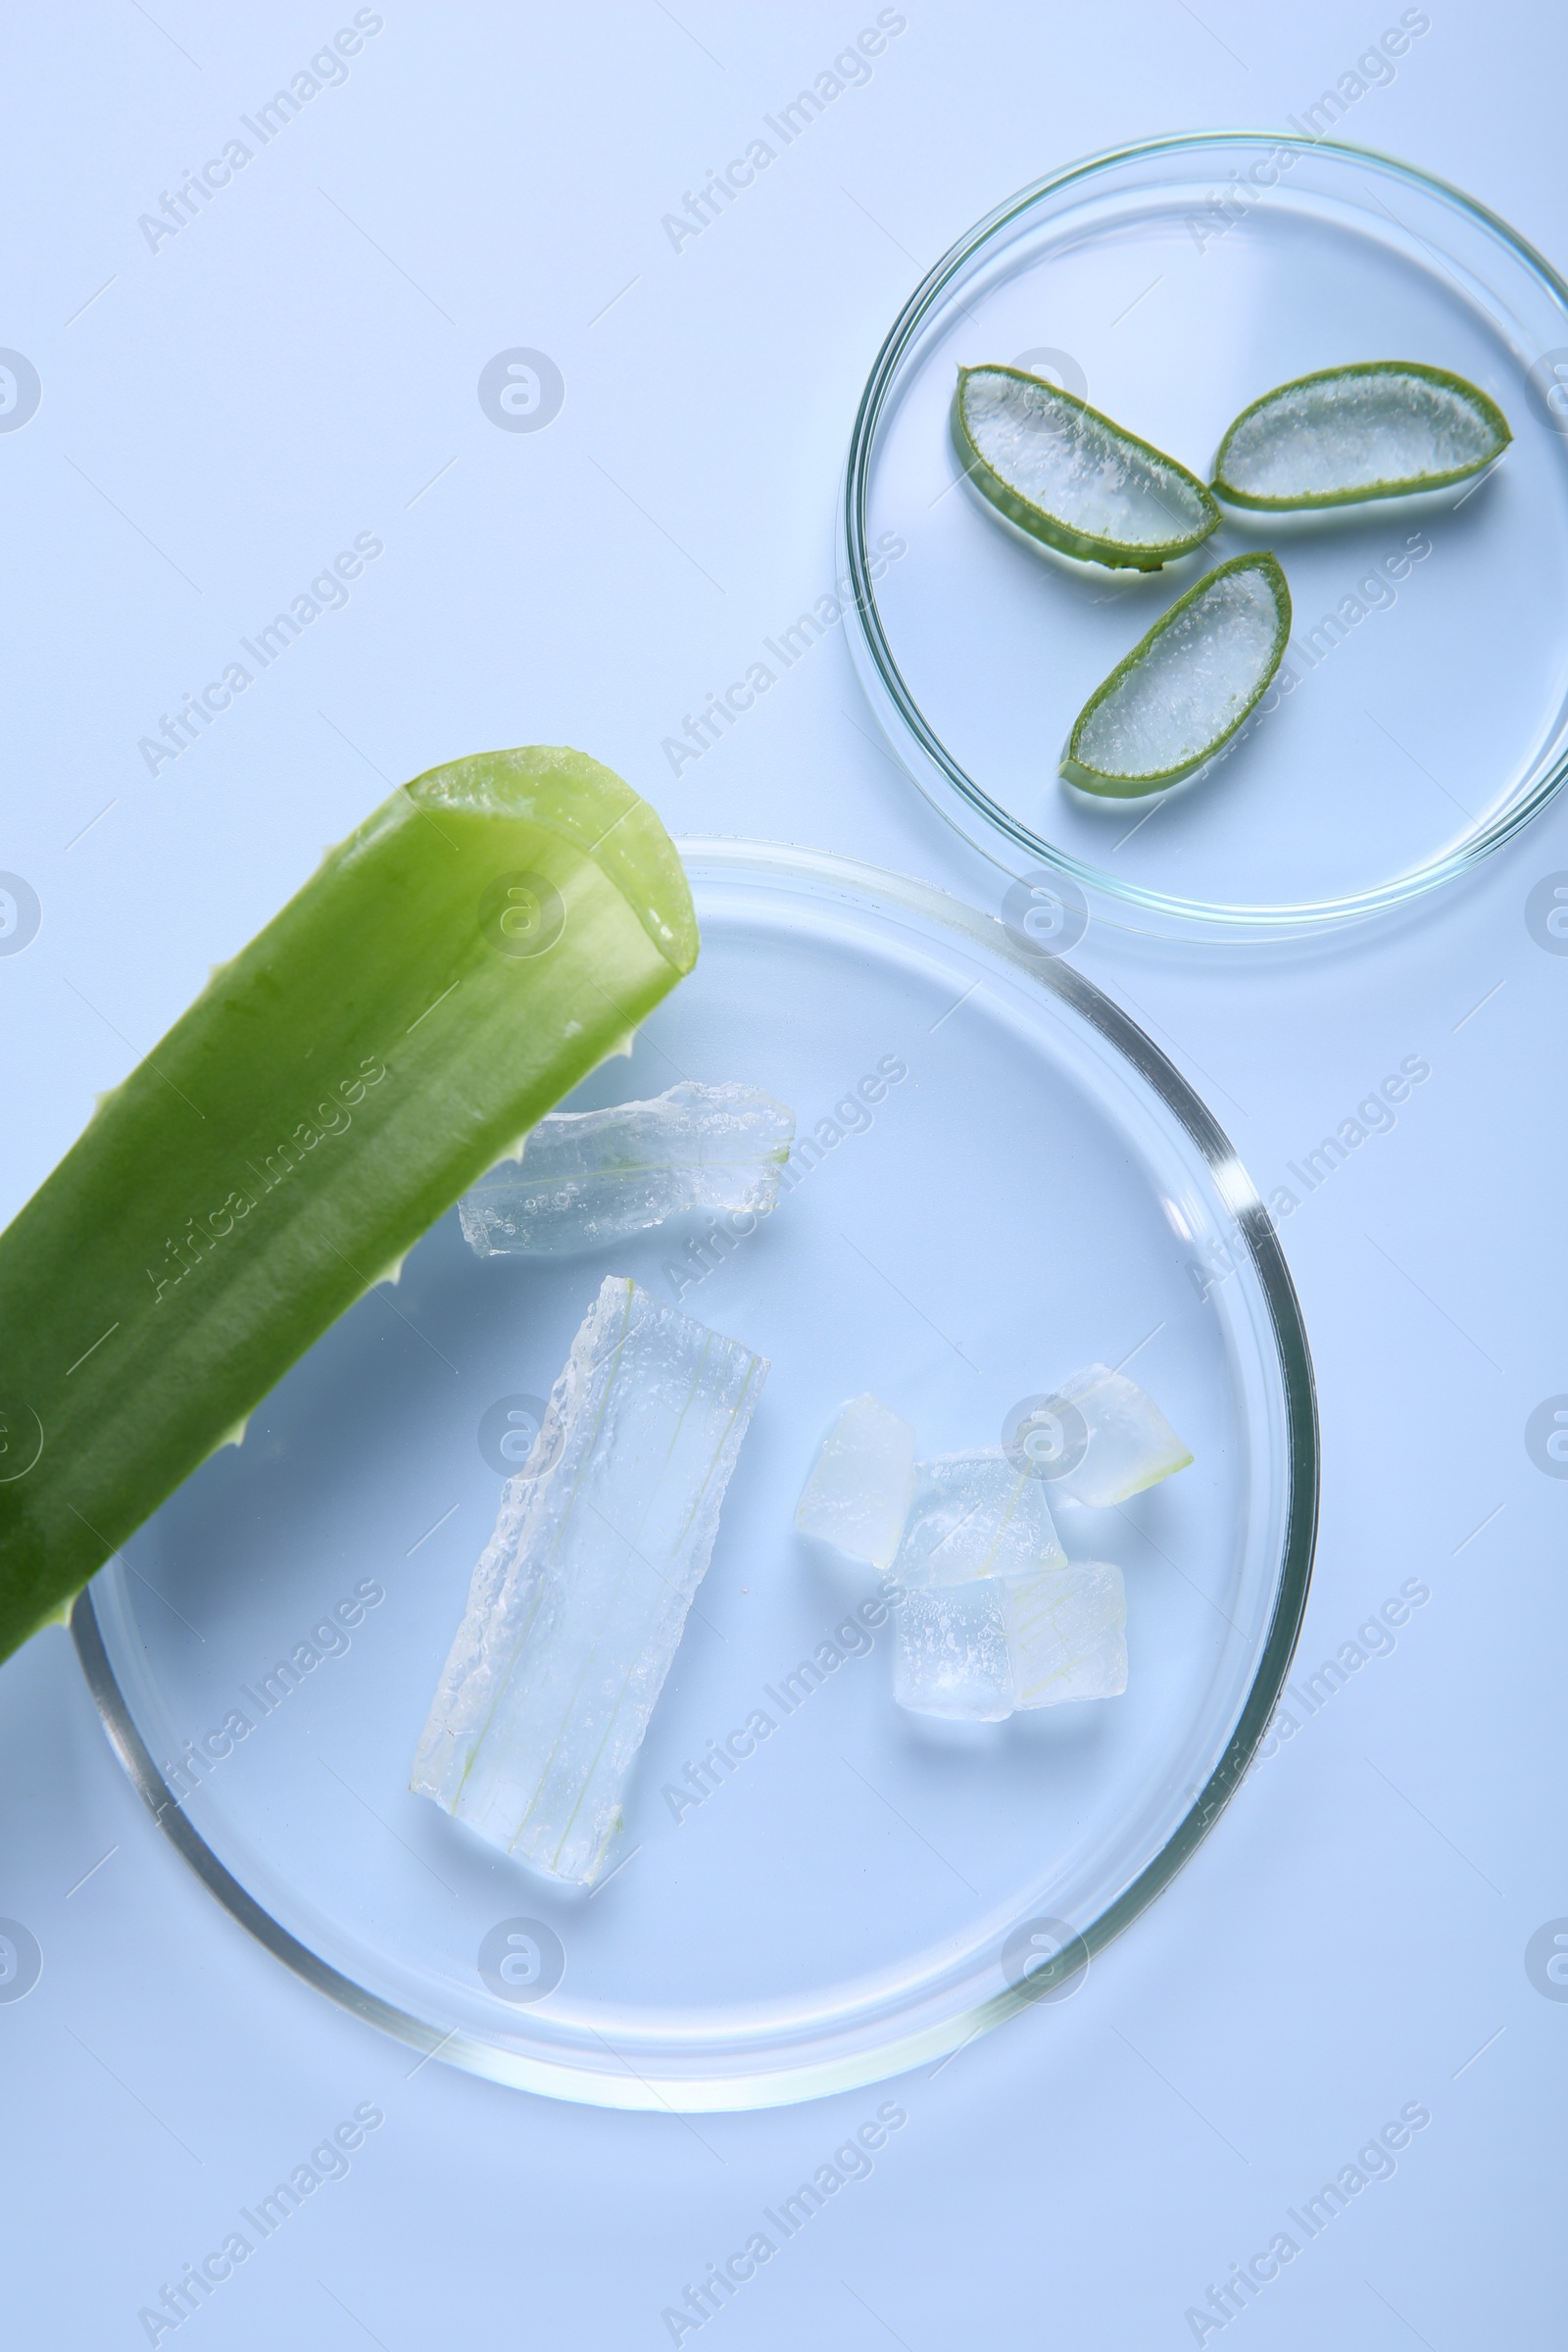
[0,747,697,1664]
[1062,554,1291,797]
[1212,362,1510,510]
[952,366,1221,571]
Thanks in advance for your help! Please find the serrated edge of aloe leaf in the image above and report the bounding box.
[951,366,1221,572]
[1060,552,1292,798]
[1211,361,1512,512]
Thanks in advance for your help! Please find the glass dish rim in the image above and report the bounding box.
[71,838,1320,2109]
[839,127,1568,940]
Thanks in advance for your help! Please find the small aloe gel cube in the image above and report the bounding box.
[1024,1364,1193,1509]
[412,1276,767,1886]
[794,1394,917,1570]
[1007,1562,1127,1708]
[893,1582,1014,1722]
[891,1450,1067,1591]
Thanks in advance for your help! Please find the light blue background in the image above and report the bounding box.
[0,4,1563,2344]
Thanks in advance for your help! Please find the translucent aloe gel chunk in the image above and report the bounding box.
[794,1394,917,1570]
[1007,1561,1127,1708]
[1020,1362,1193,1508]
[893,1582,1014,1721]
[1212,362,1510,511]
[891,1451,1066,1590]
[1061,553,1291,797]
[412,1278,767,1886]
[459,1080,795,1256]
[952,366,1220,571]
[0,748,697,1664]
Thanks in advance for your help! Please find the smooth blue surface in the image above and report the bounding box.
[0,3,1563,2344]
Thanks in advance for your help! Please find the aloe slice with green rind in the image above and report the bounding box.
[952,366,1221,571]
[1061,553,1292,798]
[1212,361,1511,511]
[0,746,697,1665]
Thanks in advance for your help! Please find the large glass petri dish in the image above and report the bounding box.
[841,133,1568,941]
[75,844,1316,2109]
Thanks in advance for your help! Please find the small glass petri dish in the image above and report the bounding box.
[840,132,1568,942]
[75,844,1316,2109]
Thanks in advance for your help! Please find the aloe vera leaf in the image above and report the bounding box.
[951,366,1220,571]
[0,747,696,1664]
[1061,553,1291,797]
[1212,362,1511,511]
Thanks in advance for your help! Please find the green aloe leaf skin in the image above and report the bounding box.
[0,747,697,1665]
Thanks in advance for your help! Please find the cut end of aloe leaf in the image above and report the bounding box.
[1212,362,1511,512]
[407,745,698,974]
[1061,553,1292,798]
[0,747,696,1666]
[952,366,1220,571]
